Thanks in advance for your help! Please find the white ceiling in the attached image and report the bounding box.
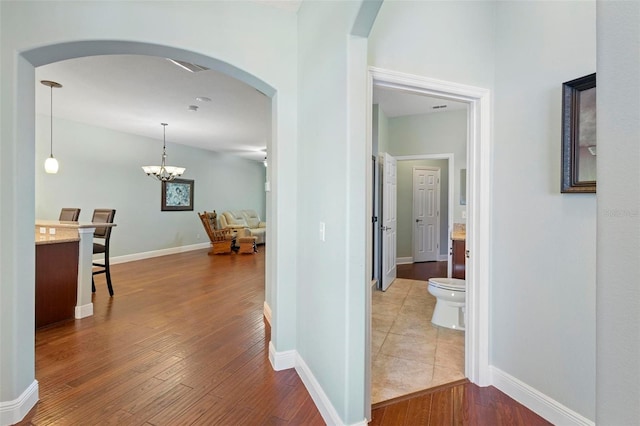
[373,86,467,118]
[36,54,271,162]
[36,54,467,164]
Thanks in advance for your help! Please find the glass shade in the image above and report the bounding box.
[44,156,59,174]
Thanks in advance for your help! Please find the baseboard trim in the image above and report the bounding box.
[396,256,413,265]
[108,242,210,265]
[0,380,38,426]
[295,354,367,426]
[490,366,594,426]
[268,341,296,371]
[263,301,272,325]
[74,303,93,319]
[438,254,448,261]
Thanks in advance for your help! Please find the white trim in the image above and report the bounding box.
[0,380,38,426]
[296,354,367,426]
[367,67,492,394]
[74,303,93,319]
[396,256,413,265]
[268,341,296,371]
[106,242,210,265]
[490,366,594,426]
[263,301,272,325]
[438,254,448,261]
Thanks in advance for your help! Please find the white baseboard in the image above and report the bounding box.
[107,242,210,265]
[490,366,594,426]
[396,256,413,265]
[0,380,38,426]
[295,354,367,426]
[268,341,296,371]
[438,254,448,261]
[263,301,272,325]
[74,303,93,319]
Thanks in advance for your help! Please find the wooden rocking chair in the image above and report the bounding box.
[198,211,236,255]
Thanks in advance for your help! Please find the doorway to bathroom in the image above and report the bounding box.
[366,67,492,409]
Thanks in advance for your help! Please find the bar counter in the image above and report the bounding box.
[35,220,116,326]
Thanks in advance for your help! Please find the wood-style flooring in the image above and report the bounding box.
[19,249,550,425]
[19,249,323,425]
[397,260,448,281]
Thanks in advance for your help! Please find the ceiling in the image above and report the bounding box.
[36,54,466,163]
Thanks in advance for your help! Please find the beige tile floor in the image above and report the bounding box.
[372,278,465,404]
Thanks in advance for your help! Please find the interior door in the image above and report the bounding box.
[381,152,397,291]
[413,167,440,262]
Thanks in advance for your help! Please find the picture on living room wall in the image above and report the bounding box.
[161,178,194,211]
[561,73,596,193]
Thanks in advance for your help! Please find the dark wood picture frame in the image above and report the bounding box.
[561,73,596,193]
[161,178,194,211]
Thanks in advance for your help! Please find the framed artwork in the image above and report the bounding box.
[161,178,194,211]
[561,73,596,193]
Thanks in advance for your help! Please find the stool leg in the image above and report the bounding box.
[105,258,114,297]
[92,276,96,293]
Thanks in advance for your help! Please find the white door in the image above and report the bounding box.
[381,152,397,291]
[413,167,440,262]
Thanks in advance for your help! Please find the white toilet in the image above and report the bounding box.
[427,277,466,330]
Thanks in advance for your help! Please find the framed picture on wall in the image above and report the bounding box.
[561,73,596,193]
[161,178,194,211]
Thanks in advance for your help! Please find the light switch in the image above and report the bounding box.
[461,210,467,219]
[39,227,46,234]
[49,228,56,235]
[319,222,325,242]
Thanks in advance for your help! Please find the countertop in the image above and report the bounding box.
[452,223,466,241]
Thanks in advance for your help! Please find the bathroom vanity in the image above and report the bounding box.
[451,224,466,279]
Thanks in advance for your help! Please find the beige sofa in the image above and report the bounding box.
[219,210,266,244]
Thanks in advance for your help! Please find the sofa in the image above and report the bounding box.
[219,210,266,244]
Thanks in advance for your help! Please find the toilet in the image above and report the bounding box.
[427,277,466,330]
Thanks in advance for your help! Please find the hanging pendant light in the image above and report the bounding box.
[41,80,62,174]
[142,123,186,181]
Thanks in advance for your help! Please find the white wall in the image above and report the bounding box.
[596,1,640,423]
[35,117,266,257]
[370,0,596,421]
[388,109,467,223]
[0,0,298,416]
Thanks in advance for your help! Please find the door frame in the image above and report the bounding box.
[366,67,492,399]
[399,155,454,272]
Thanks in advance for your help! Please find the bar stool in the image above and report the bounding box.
[92,209,116,296]
[59,208,81,221]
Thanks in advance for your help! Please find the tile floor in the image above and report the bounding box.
[371,278,465,404]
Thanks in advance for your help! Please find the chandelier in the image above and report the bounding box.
[142,123,185,181]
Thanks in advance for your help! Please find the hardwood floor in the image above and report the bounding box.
[397,260,448,281]
[19,249,549,425]
[19,249,323,425]
[370,381,552,426]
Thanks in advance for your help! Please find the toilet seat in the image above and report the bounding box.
[428,277,465,291]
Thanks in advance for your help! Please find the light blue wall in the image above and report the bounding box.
[491,3,596,419]
[596,2,640,423]
[1,0,298,411]
[297,1,369,423]
[35,117,266,257]
[387,109,467,223]
[370,0,596,421]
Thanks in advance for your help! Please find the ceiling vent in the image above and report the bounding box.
[167,59,209,73]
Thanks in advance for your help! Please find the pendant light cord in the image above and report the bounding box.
[49,84,54,157]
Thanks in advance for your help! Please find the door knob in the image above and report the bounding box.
[415,219,423,223]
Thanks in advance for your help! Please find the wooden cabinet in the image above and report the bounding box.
[35,241,79,328]
[452,239,466,279]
